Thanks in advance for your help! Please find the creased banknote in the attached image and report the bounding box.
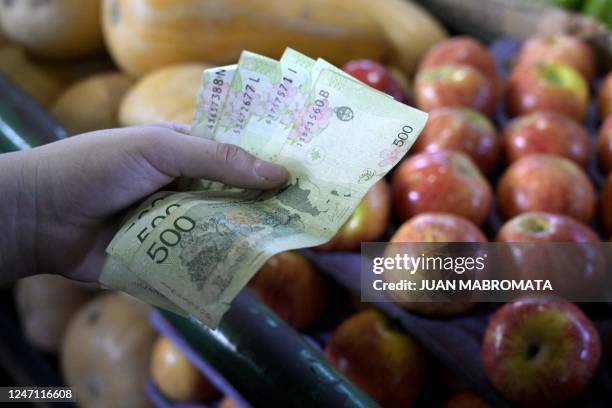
[100,49,428,327]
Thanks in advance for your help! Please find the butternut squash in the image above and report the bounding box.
[51,72,133,134]
[0,0,103,59]
[119,63,209,126]
[61,292,156,408]
[102,0,446,77]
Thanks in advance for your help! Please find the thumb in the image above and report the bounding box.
[140,125,289,190]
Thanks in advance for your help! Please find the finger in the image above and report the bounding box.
[141,131,289,190]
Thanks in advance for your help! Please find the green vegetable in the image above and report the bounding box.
[582,0,612,28]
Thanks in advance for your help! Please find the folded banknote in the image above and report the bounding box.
[100,48,428,327]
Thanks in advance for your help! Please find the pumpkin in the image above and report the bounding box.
[150,336,219,403]
[0,0,103,59]
[15,274,94,353]
[0,46,63,107]
[102,0,446,77]
[51,72,133,134]
[119,63,209,126]
[61,292,157,408]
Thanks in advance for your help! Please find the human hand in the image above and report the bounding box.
[0,123,288,283]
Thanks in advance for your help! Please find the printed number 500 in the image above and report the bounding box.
[393,125,413,147]
[147,216,196,263]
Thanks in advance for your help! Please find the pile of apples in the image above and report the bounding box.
[408,35,610,408]
[241,35,612,408]
[142,35,612,408]
[261,36,611,408]
[153,36,612,407]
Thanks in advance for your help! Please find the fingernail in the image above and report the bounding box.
[255,160,288,182]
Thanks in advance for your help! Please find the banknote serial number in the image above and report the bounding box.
[297,89,330,146]
[234,77,261,134]
[266,71,297,125]
[207,69,228,130]
[392,125,414,147]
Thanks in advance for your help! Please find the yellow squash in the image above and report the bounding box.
[102,0,446,77]
[51,72,133,134]
[0,0,103,59]
[119,62,210,126]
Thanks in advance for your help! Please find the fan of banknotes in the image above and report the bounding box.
[99,48,428,327]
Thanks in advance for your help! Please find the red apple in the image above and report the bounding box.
[317,180,391,251]
[412,107,500,175]
[391,212,486,243]
[325,309,427,408]
[505,62,589,121]
[392,150,492,226]
[443,391,491,408]
[516,34,597,80]
[248,251,327,330]
[601,173,612,235]
[419,36,498,80]
[502,111,591,167]
[497,154,596,223]
[496,212,603,297]
[151,336,219,403]
[598,71,612,119]
[597,115,612,173]
[482,298,601,408]
[383,213,485,317]
[343,59,405,102]
[415,64,496,117]
[496,212,600,243]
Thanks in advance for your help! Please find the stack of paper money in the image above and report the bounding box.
[99,49,428,327]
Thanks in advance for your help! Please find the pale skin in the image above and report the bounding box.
[0,122,288,284]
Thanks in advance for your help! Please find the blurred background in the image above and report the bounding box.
[0,0,612,407]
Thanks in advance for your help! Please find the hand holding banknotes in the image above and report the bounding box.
[0,122,288,284]
[0,48,426,327]
[98,49,427,327]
